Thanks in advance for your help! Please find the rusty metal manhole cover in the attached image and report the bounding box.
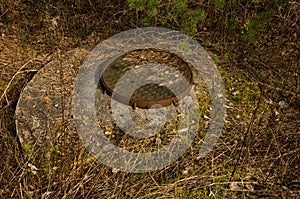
[100,49,194,109]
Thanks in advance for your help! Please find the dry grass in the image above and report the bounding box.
[1,0,299,198]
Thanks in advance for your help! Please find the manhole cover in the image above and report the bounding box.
[100,49,194,109]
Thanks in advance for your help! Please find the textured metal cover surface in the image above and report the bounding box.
[100,50,193,109]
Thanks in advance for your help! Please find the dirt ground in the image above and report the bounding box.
[0,1,299,198]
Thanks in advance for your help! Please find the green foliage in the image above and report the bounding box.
[128,0,146,11]
[128,0,280,38]
[128,0,206,35]
[242,9,274,43]
[182,9,206,35]
[242,19,265,42]
[171,0,188,14]
[258,9,274,22]
[212,55,219,64]
[22,144,34,155]
[146,0,160,16]
[223,53,229,61]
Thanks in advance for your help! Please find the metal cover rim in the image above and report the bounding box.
[100,76,193,109]
[100,52,194,109]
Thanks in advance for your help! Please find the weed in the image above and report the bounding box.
[22,144,34,155]
[128,0,206,35]
[128,0,147,11]
[242,10,275,43]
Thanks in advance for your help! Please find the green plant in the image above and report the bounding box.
[128,0,146,11]
[127,0,206,35]
[242,19,265,43]
[171,0,188,14]
[212,55,219,64]
[181,9,206,35]
[242,7,277,43]
[146,0,160,17]
[22,144,34,155]
[210,0,226,9]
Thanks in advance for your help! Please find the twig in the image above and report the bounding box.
[19,183,24,199]
[0,59,37,105]
[0,8,9,18]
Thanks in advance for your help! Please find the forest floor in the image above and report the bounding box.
[0,1,299,198]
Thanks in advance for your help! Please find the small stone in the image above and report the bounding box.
[204,115,210,119]
[182,170,189,175]
[266,99,273,105]
[112,168,119,174]
[155,137,161,145]
[279,101,288,108]
[28,163,38,175]
[229,182,243,191]
[245,184,254,191]
[232,91,240,95]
